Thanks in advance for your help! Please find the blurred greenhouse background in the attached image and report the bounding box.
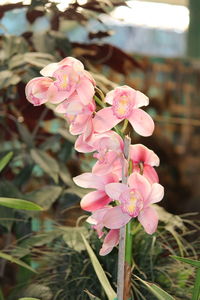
[0,0,199,299]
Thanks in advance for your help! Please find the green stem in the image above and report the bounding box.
[125,220,133,265]
[192,268,200,300]
[121,119,129,134]
[94,95,106,108]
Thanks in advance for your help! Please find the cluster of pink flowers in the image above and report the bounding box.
[26,56,164,256]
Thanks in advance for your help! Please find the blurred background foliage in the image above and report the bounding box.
[0,0,199,299]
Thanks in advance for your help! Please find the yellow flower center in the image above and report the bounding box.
[126,191,137,215]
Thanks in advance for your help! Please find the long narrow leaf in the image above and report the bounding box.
[81,234,116,300]
[0,197,43,211]
[0,252,36,273]
[172,256,200,268]
[192,268,200,300]
[19,298,40,300]
[0,152,13,172]
[135,275,175,300]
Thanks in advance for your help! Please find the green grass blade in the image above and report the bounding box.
[0,197,43,211]
[172,256,200,268]
[81,234,116,300]
[192,268,200,300]
[0,152,13,172]
[19,298,40,300]
[0,252,36,273]
[135,275,175,300]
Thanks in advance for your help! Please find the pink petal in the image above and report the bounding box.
[80,190,111,211]
[103,206,131,229]
[92,151,122,176]
[129,144,159,166]
[134,90,149,108]
[75,134,95,153]
[143,165,159,184]
[128,108,154,137]
[105,90,115,105]
[146,183,164,206]
[69,114,89,135]
[99,229,119,256]
[105,183,129,201]
[93,107,121,133]
[40,62,59,76]
[138,206,159,234]
[77,78,95,105]
[83,117,93,141]
[47,84,68,104]
[128,172,151,201]
[73,173,105,190]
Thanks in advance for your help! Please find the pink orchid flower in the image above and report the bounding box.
[129,144,160,184]
[25,77,53,106]
[74,130,124,153]
[99,229,119,256]
[73,172,119,212]
[103,172,164,234]
[40,57,96,105]
[93,85,154,137]
[92,150,125,179]
[55,94,96,141]
[86,209,119,256]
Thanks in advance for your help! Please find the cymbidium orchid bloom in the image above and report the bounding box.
[129,144,160,184]
[73,172,119,212]
[103,172,164,234]
[25,77,54,106]
[87,209,120,256]
[93,85,154,137]
[40,56,96,105]
[75,130,124,154]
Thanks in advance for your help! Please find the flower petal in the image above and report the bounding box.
[147,183,164,205]
[138,206,159,234]
[77,78,95,105]
[105,183,129,201]
[93,107,121,133]
[128,109,154,137]
[129,144,159,166]
[75,134,95,153]
[143,165,159,184]
[73,173,105,190]
[40,62,59,76]
[103,206,131,229]
[80,190,111,211]
[128,172,151,201]
[134,90,149,108]
[99,229,119,256]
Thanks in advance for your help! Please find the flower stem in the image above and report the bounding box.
[117,135,131,300]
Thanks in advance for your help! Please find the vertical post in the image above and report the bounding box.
[117,136,131,300]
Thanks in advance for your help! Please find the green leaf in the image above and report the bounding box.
[172,256,200,268]
[19,298,40,300]
[0,152,13,172]
[30,149,59,183]
[0,252,36,273]
[192,268,200,300]
[0,70,20,88]
[81,234,117,300]
[135,275,175,300]
[26,186,62,210]
[62,226,88,252]
[0,198,43,211]
[84,290,101,300]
